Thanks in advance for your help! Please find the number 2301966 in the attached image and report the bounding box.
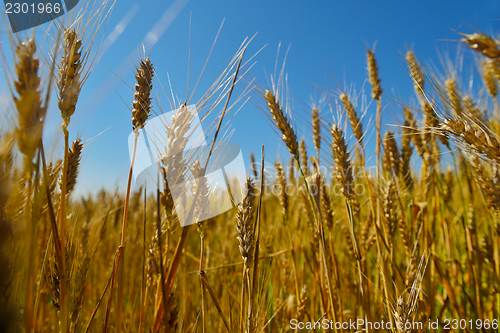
[5,2,62,14]
[443,319,498,330]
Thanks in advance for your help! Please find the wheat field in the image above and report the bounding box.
[1,2,500,333]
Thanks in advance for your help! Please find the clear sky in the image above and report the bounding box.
[1,0,500,195]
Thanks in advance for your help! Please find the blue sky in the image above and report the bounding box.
[1,0,500,195]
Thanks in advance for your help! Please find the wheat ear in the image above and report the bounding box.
[275,162,288,221]
[58,29,83,126]
[60,139,82,195]
[331,125,354,200]
[264,89,299,157]
[459,32,500,58]
[300,140,309,177]
[312,107,321,161]
[131,58,155,130]
[406,51,425,97]
[340,93,363,146]
[367,49,382,100]
[383,131,400,176]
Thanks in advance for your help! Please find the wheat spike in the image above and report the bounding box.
[312,107,321,159]
[459,32,500,58]
[236,177,255,265]
[275,162,288,221]
[463,96,485,124]
[320,177,333,230]
[58,29,83,126]
[445,78,463,116]
[482,60,498,98]
[367,49,382,100]
[190,159,210,223]
[297,285,308,320]
[383,180,397,240]
[70,255,91,324]
[265,89,299,157]
[331,125,353,199]
[470,155,500,210]
[340,93,363,145]
[383,131,400,176]
[13,38,45,168]
[60,139,83,195]
[300,140,309,176]
[162,104,194,185]
[131,58,154,130]
[440,118,500,162]
[406,51,425,96]
[401,117,414,188]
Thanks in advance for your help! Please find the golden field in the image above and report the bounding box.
[1,3,500,332]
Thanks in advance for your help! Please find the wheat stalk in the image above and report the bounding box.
[115,57,155,333]
[383,132,401,177]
